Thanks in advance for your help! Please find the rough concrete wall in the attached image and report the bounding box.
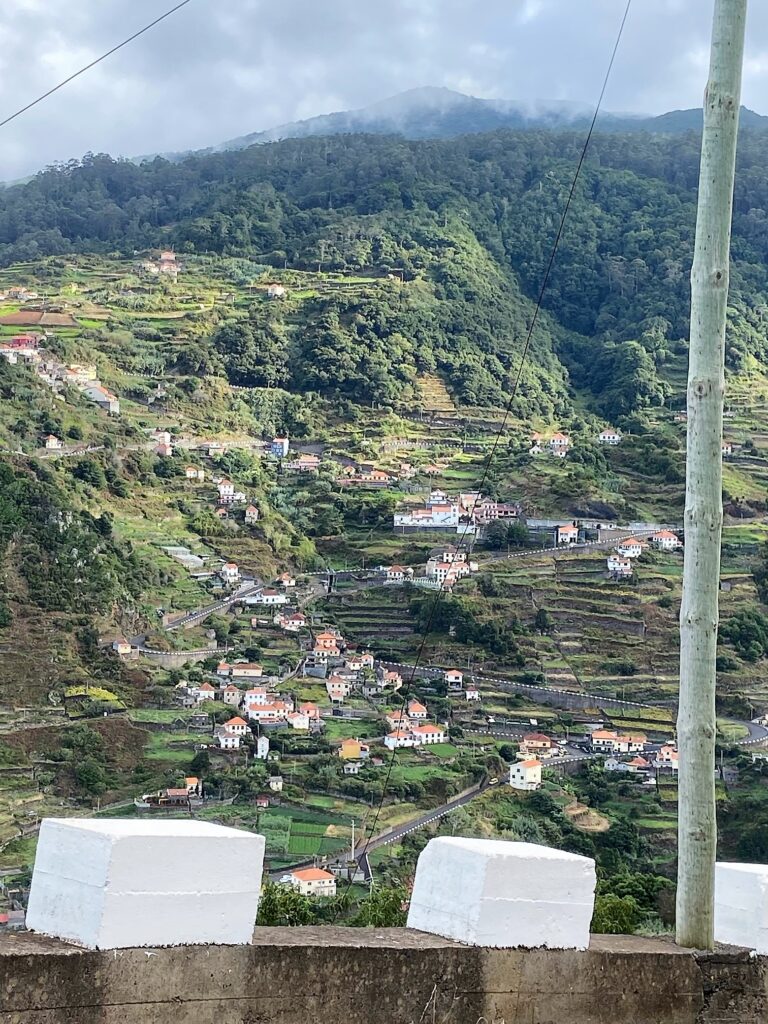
[0,930,766,1024]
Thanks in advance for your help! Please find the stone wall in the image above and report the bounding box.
[0,929,766,1024]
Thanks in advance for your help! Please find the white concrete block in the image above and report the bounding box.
[26,818,265,949]
[715,862,768,952]
[406,837,596,948]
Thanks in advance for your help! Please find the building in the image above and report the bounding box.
[286,712,310,731]
[230,663,263,679]
[220,562,240,584]
[518,733,554,758]
[185,466,205,480]
[248,589,289,607]
[284,867,336,898]
[549,433,571,457]
[275,572,296,588]
[444,669,463,686]
[221,684,241,707]
[216,728,240,750]
[407,700,428,720]
[217,480,235,503]
[299,701,321,721]
[509,759,542,791]
[191,682,217,704]
[155,443,173,457]
[285,453,321,473]
[598,429,622,445]
[242,688,270,710]
[277,612,306,632]
[590,730,647,754]
[255,735,270,760]
[216,661,232,677]
[338,738,369,760]
[223,716,248,737]
[267,284,286,299]
[384,730,418,750]
[326,676,352,703]
[244,505,259,524]
[410,723,446,745]
[557,524,579,546]
[651,530,682,551]
[82,385,120,415]
[656,744,679,771]
[607,555,633,578]
[111,638,132,657]
[465,687,480,701]
[616,538,645,559]
[270,437,290,458]
[722,441,733,457]
[268,775,284,792]
[44,435,62,450]
[385,565,411,583]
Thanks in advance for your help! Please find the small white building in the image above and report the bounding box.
[410,724,446,745]
[384,730,418,750]
[444,669,463,687]
[549,433,571,457]
[407,700,428,720]
[217,480,235,503]
[607,554,633,578]
[509,758,542,791]
[230,663,263,679]
[220,562,240,584]
[111,638,132,656]
[222,716,248,737]
[284,867,336,898]
[244,505,260,524]
[651,530,682,551]
[465,687,480,701]
[255,735,270,760]
[598,429,622,445]
[616,538,644,559]
[557,523,579,546]
[268,775,283,792]
[185,466,205,480]
[44,435,63,450]
[267,284,287,299]
[270,437,290,458]
[221,684,241,706]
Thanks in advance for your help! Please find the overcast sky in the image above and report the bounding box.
[1,0,767,179]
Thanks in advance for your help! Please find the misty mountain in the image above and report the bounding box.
[206,86,768,154]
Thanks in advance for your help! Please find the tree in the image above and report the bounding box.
[591,894,641,935]
[257,882,317,926]
[484,520,510,550]
[534,608,553,635]
[352,886,408,927]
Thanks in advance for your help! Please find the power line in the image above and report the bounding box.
[0,0,196,132]
[335,0,633,916]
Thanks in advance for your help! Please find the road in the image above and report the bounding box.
[164,581,263,632]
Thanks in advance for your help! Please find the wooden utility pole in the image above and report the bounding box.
[677,0,747,950]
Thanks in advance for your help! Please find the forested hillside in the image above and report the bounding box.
[3,127,768,418]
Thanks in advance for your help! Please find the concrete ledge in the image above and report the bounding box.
[0,930,766,1024]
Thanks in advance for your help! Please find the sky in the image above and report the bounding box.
[1,0,767,179]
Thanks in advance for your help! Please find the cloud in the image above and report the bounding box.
[0,0,767,179]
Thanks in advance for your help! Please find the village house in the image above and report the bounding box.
[185,466,205,481]
[299,701,321,721]
[255,735,270,760]
[475,500,520,523]
[221,684,241,706]
[267,284,286,299]
[314,629,343,654]
[616,538,645,559]
[411,723,446,745]
[338,738,370,761]
[244,505,259,524]
[651,529,682,551]
[598,429,622,445]
[607,554,633,578]
[222,716,248,738]
[444,668,464,687]
[549,432,571,457]
[557,523,579,546]
[230,663,263,680]
[44,434,62,450]
[326,676,353,703]
[275,572,296,588]
[385,565,412,583]
[246,701,291,725]
[217,480,235,503]
[722,441,733,457]
[242,688,269,710]
[216,661,232,677]
[286,711,310,731]
[344,761,361,775]
[384,729,418,750]
[377,667,403,691]
[656,744,679,771]
[215,506,229,519]
[255,588,290,607]
[284,867,336,898]
[465,687,480,701]
[268,775,283,792]
[220,562,240,584]
[509,759,542,791]
[111,638,132,657]
[518,732,554,758]
[270,436,290,458]
[590,730,647,754]
[155,442,174,457]
[385,709,411,731]
[408,700,428,720]
[285,453,321,473]
[276,611,306,633]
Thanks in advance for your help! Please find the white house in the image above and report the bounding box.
[191,682,217,704]
[268,775,284,792]
[217,480,235,503]
[155,443,173,457]
[656,744,679,771]
[410,723,446,745]
[242,688,269,709]
[230,663,263,679]
[407,700,428,720]
[111,638,132,656]
[267,284,286,299]
[444,669,463,687]
[270,437,290,458]
[220,562,240,584]
[284,868,336,898]
[255,735,270,760]
[44,434,63,450]
[509,759,542,791]
[549,433,571,457]
[217,730,240,750]
[465,687,480,701]
[222,716,248,737]
[326,676,352,702]
[617,538,644,559]
[557,523,579,546]
[607,555,633,578]
[386,565,409,583]
[722,441,733,457]
[598,429,622,445]
[244,505,259,524]
[275,572,296,588]
[249,589,289,607]
[185,466,205,480]
[216,661,232,677]
[384,730,418,750]
[651,530,682,551]
[277,612,306,632]
[286,711,310,731]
